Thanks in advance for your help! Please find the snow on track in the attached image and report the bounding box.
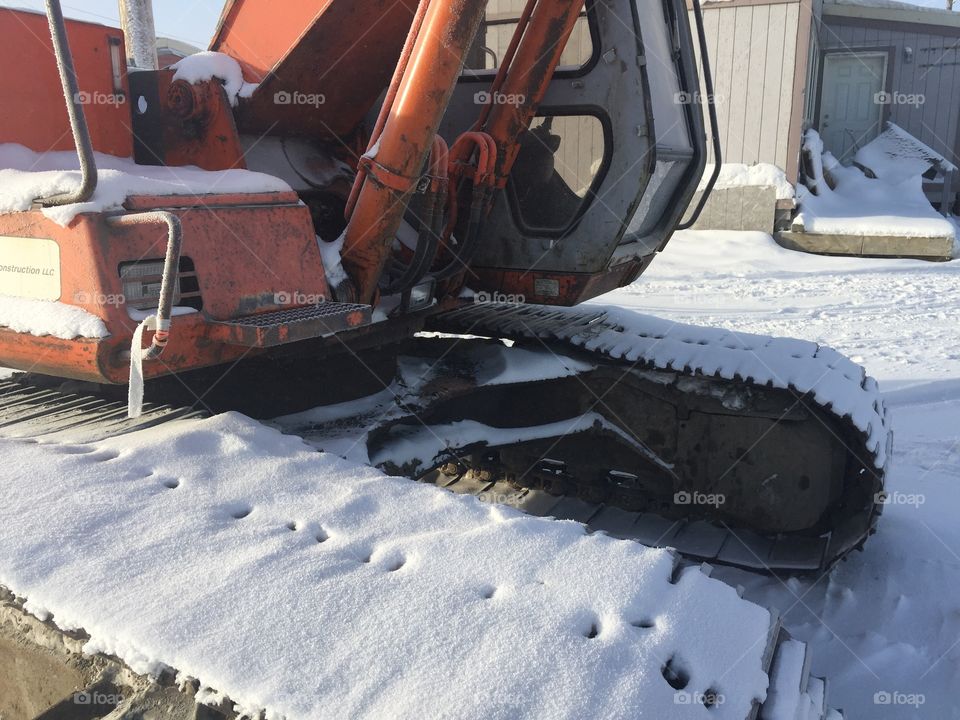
[605,229,960,719]
[0,413,774,720]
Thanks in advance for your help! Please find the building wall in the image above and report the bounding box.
[818,13,960,166]
[688,0,808,177]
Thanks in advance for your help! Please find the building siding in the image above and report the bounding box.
[689,0,803,172]
[819,16,960,165]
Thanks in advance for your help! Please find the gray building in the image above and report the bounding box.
[686,0,960,228]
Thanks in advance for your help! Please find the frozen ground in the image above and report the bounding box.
[598,230,960,719]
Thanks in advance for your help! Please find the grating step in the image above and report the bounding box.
[211,302,371,347]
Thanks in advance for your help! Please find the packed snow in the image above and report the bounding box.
[171,51,258,106]
[0,413,774,720]
[0,295,108,339]
[698,163,795,200]
[0,144,290,226]
[600,228,960,719]
[796,130,955,239]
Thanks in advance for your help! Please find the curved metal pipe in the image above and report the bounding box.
[40,0,98,207]
[107,211,183,360]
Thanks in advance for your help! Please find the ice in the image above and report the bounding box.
[0,294,108,339]
[0,144,290,227]
[0,413,774,720]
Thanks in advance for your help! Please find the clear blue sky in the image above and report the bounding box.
[1,1,223,49]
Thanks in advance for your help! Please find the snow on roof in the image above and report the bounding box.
[0,144,290,227]
[0,412,774,720]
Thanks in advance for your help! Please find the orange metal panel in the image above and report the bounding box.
[214,0,419,140]
[0,8,132,158]
[158,74,247,171]
[0,192,336,384]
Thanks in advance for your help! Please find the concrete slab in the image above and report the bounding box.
[775,230,954,261]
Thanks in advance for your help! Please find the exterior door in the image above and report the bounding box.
[819,52,887,161]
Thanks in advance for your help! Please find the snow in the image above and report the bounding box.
[855,123,957,186]
[601,228,960,719]
[319,233,348,287]
[0,144,290,226]
[171,51,258,106]
[760,640,807,720]
[699,163,795,200]
[0,295,108,339]
[796,129,955,239]
[0,412,774,720]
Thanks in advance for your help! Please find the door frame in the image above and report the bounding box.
[814,47,895,158]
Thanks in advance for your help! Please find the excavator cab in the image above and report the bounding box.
[441,0,709,304]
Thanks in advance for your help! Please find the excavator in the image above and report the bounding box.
[0,0,890,572]
[0,0,892,716]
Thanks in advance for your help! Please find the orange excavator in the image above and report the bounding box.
[0,0,889,575]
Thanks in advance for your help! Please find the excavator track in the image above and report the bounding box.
[0,303,890,576]
[0,303,876,719]
[366,302,892,575]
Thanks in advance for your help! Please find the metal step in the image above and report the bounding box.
[210,301,371,347]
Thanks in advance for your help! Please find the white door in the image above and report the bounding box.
[818,52,887,161]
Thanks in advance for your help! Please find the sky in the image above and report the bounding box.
[0,1,224,49]
[3,0,956,51]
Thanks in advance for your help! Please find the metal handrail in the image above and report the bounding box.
[38,0,98,207]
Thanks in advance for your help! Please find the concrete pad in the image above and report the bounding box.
[775,230,953,261]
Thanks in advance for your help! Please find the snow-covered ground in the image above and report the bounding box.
[599,230,960,719]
